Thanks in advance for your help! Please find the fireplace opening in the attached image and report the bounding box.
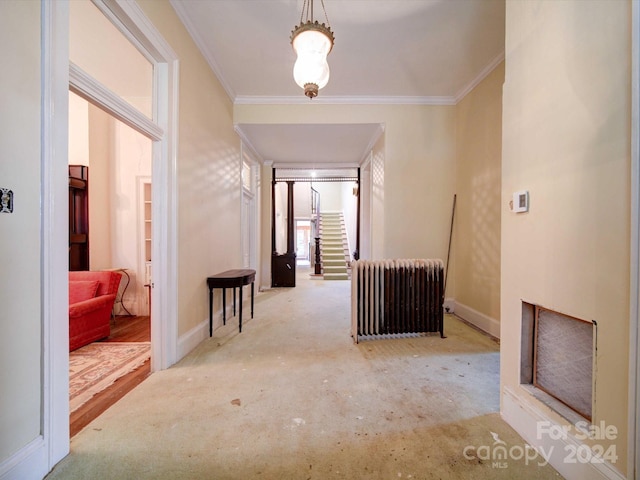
[520,302,595,420]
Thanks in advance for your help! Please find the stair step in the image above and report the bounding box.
[323,267,348,273]
[324,260,346,267]
[323,273,349,280]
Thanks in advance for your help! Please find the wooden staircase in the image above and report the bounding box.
[319,212,350,280]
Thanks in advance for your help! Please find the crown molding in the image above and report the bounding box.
[454,51,505,103]
[169,0,236,102]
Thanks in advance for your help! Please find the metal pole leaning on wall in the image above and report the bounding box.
[443,194,456,310]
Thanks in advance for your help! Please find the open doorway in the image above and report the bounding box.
[295,220,311,266]
[67,92,152,436]
[271,168,360,283]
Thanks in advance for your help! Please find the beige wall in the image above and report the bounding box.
[454,62,504,324]
[69,92,89,165]
[370,132,385,260]
[341,180,357,258]
[502,0,630,474]
[110,119,152,314]
[314,181,344,212]
[0,0,42,462]
[138,0,243,336]
[235,104,456,264]
[294,181,312,219]
[87,103,114,272]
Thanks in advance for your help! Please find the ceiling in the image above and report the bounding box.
[170,0,505,167]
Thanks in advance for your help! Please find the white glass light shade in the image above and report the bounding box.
[292,28,332,94]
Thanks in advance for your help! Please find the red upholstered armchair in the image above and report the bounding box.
[68,271,121,351]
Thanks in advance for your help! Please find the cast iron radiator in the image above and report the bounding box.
[351,259,445,343]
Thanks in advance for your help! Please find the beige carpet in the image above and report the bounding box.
[69,342,151,414]
[48,267,561,479]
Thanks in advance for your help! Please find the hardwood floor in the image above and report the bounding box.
[105,314,151,343]
[70,315,151,438]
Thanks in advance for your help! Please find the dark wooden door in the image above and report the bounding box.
[271,177,296,287]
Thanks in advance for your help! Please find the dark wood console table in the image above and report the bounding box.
[207,269,255,336]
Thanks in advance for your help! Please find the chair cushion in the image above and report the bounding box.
[69,280,100,304]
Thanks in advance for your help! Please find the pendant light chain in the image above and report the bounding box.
[299,0,330,27]
[299,0,308,24]
[320,0,330,27]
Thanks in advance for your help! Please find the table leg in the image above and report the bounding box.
[222,287,226,325]
[209,287,213,337]
[233,287,236,316]
[251,282,254,319]
[239,285,243,333]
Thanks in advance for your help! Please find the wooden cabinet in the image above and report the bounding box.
[69,165,89,271]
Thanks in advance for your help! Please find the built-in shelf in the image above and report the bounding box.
[143,183,151,263]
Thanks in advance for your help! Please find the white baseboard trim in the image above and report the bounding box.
[176,300,238,361]
[0,436,47,480]
[502,386,626,480]
[177,318,209,362]
[454,300,500,338]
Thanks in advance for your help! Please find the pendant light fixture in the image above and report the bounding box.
[290,0,335,99]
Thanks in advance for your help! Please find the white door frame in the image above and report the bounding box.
[630,1,640,477]
[40,0,179,474]
[240,143,260,273]
[41,0,71,472]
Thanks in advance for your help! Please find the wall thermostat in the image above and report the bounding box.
[512,190,529,213]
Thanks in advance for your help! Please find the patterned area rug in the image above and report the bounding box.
[69,342,150,414]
